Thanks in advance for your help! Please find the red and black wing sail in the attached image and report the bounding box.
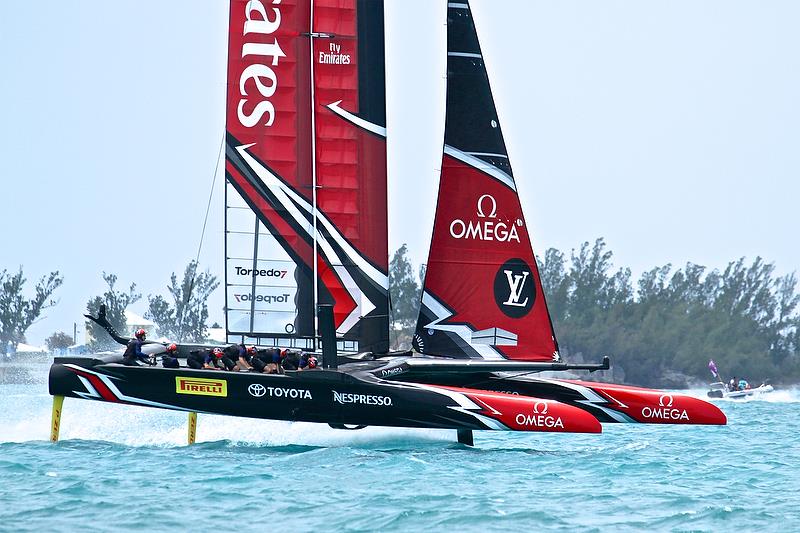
[225,0,389,353]
[413,1,559,361]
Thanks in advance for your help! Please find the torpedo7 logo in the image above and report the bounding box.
[493,259,535,318]
[235,266,288,278]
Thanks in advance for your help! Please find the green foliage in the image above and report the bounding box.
[86,273,141,351]
[0,268,63,353]
[146,261,219,343]
[540,239,800,387]
[389,244,421,349]
[46,331,74,352]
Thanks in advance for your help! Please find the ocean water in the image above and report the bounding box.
[1,365,799,532]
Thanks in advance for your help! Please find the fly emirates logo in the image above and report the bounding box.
[449,195,523,243]
[237,0,286,128]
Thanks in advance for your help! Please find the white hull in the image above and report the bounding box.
[707,383,773,399]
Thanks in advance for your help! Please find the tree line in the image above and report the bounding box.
[389,239,800,387]
[5,242,799,387]
[0,262,217,353]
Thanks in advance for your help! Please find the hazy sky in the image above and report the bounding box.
[2,1,798,346]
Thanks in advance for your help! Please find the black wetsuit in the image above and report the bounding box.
[251,348,280,373]
[161,353,180,368]
[220,344,248,370]
[282,351,301,371]
[298,353,316,370]
[122,338,148,366]
[186,351,206,370]
[218,353,236,371]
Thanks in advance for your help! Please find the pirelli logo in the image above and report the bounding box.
[176,376,228,397]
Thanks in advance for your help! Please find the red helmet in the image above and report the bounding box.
[247,346,257,355]
[279,348,288,358]
[307,356,318,369]
[166,343,178,353]
[212,347,223,358]
[135,328,146,340]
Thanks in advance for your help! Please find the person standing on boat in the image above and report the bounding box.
[122,329,149,366]
[729,377,736,392]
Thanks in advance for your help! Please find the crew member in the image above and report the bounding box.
[267,348,287,374]
[298,354,318,371]
[161,342,180,368]
[249,348,270,373]
[206,347,232,370]
[122,328,149,366]
[223,343,253,371]
[250,347,285,374]
[186,350,206,370]
[281,349,302,371]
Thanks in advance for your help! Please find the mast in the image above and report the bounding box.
[309,0,319,347]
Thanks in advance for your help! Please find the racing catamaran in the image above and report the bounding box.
[48,0,725,445]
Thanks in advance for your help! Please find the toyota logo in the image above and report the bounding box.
[248,384,266,398]
[659,394,674,407]
[533,401,548,414]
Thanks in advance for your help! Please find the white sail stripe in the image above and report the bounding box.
[448,52,482,59]
[231,148,311,332]
[420,290,504,360]
[237,146,387,290]
[303,214,369,334]
[447,3,469,9]
[466,152,508,159]
[320,240,370,334]
[239,158,362,334]
[235,146,386,335]
[444,145,516,191]
[326,101,387,137]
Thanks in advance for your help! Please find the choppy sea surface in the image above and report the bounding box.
[1,363,799,532]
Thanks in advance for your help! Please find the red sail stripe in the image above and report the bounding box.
[67,367,119,403]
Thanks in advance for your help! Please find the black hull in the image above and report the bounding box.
[50,357,478,430]
[48,353,725,440]
[48,355,603,434]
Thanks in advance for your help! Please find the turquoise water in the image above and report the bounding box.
[2,367,799,532]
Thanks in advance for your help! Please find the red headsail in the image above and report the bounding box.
[413,1,559,361]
